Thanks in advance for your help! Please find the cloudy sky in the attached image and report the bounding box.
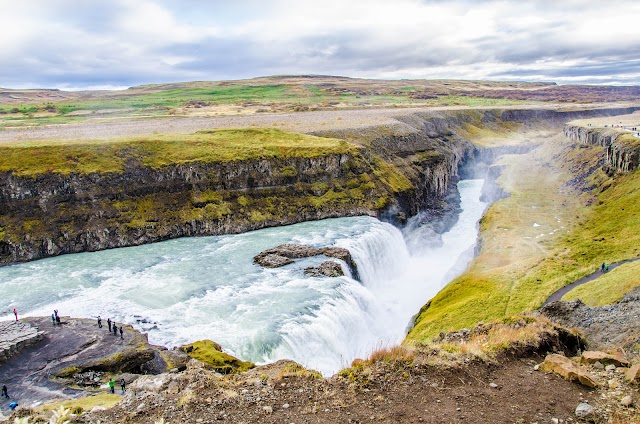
[1,0,639,89]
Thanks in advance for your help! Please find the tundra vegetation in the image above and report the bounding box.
[3,76,640,129]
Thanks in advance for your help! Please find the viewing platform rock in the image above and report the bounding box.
[0,320,44,365]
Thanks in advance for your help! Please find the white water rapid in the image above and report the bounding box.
[0,179,487,376]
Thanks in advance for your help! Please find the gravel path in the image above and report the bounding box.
[543,257,640,306]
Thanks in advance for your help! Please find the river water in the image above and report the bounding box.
[0,179,487,375]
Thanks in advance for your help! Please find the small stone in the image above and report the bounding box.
[606,364,617,371]
[196,419,203,423]
[456,408,461,411]
[551,418,559,424]
[282,403,290,409]
[489,382,498,388]
[575,402,595,418]
[608,379,620,389]
[533,364,540,371]
[593,361,605,370]
[621,395,634,407]
[263,406,273,414]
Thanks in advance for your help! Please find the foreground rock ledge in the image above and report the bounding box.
[253,243,360,279]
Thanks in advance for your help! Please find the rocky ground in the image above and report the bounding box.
[86,355,596,424]
[4,312,640,423]
[0,316,187,412]
[541,287,640,353]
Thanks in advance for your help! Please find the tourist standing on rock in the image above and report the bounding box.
[51,313,56,326]
[107,317,112,332]
[13,308,18,321]
[120,378,126,393]
[55,314,61,326]
[97,316,102,328]
[119,326,124,339]
[1,384,8,398]
[113,324,118,336]
[108,379,115,394]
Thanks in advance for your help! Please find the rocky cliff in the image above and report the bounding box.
[564,125,640,173]
[1,107,638,266]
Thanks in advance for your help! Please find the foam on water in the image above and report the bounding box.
[0,179,487,375]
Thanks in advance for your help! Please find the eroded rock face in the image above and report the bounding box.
[540,288,640,352]
[564,125,640,173]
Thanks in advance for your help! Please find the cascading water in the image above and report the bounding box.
[0,179,487,375]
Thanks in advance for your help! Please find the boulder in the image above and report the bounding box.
[541,354,598,388]
[254,253,294,268]
[254,244,322,266]
[625,363,640,383]
[304,261,344,278]
[180,340,254,374]
[581,351,629,367]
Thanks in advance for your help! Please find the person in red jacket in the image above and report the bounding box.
[13,308,18,321]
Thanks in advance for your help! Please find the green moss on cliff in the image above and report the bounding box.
[181,340,255,374]
[0,128,353,176]
[371,157,413,193]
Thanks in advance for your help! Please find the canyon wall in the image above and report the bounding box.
[1,107,638,265]
[564,125,640,173]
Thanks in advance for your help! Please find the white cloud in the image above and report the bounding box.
[1,0,639,87]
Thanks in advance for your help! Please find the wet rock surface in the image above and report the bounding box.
[304,261,345,278]
[0,321,44,365]
[254,244,359,279]
[0,316,187,408]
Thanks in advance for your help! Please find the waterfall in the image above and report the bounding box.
[0,180,487,377]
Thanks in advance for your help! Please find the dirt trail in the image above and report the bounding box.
[543,257,640,306]
[89,356,595,424]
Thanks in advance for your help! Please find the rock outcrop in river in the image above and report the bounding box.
[254,243,358,279]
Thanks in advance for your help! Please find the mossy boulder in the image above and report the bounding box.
[180,340,254,374]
